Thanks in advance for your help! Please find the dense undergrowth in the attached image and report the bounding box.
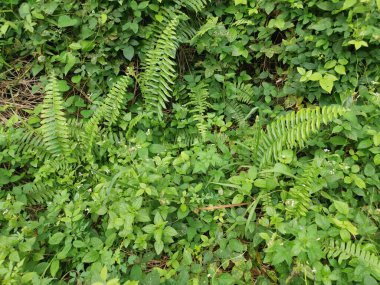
[0,0,380,284]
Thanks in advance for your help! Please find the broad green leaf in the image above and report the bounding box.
[49,233,65,245]
[324,60,337,69]
[214,74,225,82]
[319,75,336,93]
[341,0,357,10]
[374,154,380,165]
[164,226,178,237]
[334,65,346,75]
[83,250,99,263]
[58,15,79,28]
[19,3,30,18]
[154,240,164,254]
[334,200,349,215]
[297,67,306,75]
[123,46,135,61]
[50,259,59,277]
[347,40,368,50]
[353,175,366,189]
[309,72,322,81]
[100,266,107,281]
[234,0,247,5]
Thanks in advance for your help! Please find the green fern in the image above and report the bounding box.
[224,81,256,126]
[14,129,51,160]
[251,105,346,167]
[140,15,182,118]
[190,16,218,45]
[16,182,55,205]
[85,76,131,128]
[83,76,131,152]
[40,73,71,157]
[324,239,380,279]
[285,162,320,218]
[185,82,211,139]
[174,0,209,13]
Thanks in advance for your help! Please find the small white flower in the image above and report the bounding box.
[317,238,320,241]
[207,274,211,278]
[324,148,330,152]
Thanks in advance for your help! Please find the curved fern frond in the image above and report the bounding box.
[285,162,320,218]
[185,82,211,139]
[40,74,70,157]
[83,76,131,152]
[17,182,55,205]
[190,16,218,45]
[175,128,201,146]
[126,113,145,139]
[252,105,346,168]
[174,0,209,13]
[86,76,131,129]
[324,239,380,279]
[224,81,256,126]
[226,101,247,126]
[14,129,51,160]
[140,15,181,119]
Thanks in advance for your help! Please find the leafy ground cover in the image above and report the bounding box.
[0,0,379,284]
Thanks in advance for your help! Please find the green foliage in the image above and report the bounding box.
[1,0,380,284]
[251,105,347,167]
[40,73,71,157]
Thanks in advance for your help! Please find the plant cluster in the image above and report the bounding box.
[0,0,379,284]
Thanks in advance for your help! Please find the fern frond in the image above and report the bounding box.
[86,76,131,128]
[175,128,200,146]
[14,129,51,160]
[185,82,211,139]
[224,81,256,126]
[225,101,247,126]
[252,105,346,168]
[285,162,320,218]
[174,0,209,13]
[190,16,218,45]
[235,82,255,105]
[140,15,181,119]
[324,239,380,279]
[177,21,197,43]
[40,74,70,157]
[231,19,255,27]
[126,113,145,138]
[83,76,131,152]
[17,182,55,205]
